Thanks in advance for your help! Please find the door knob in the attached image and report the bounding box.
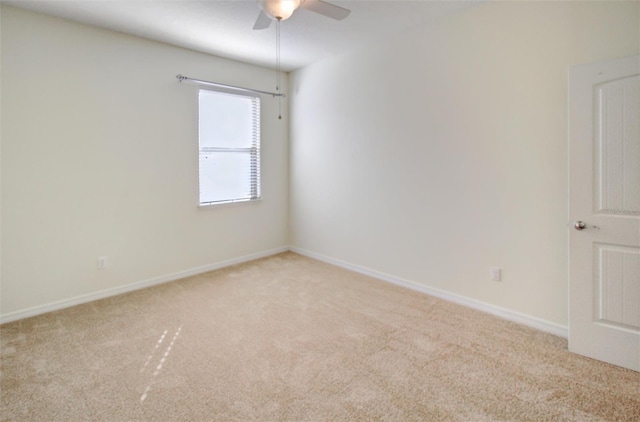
[574,221,587,230]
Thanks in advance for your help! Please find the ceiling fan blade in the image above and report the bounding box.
[301,0,351,20]
[253,10,272,30]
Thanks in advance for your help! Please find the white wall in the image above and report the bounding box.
[1,6,289,318]
[289,1,640,326]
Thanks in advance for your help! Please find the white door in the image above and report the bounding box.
[569,55,640,372]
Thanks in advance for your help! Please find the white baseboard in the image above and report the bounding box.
[0,247,289,324]
[2,245,569,340]
[290,247,568,339]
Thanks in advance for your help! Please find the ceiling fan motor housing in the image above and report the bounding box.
[258,0,302,21]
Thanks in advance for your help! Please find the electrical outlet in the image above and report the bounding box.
[98,256,107,270]
[490,266,501,282]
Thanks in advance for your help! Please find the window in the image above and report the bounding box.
[198,89,261,206]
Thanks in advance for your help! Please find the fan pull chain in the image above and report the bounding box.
[275,18,282,120]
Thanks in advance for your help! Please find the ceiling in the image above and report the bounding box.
[5,0,481,71]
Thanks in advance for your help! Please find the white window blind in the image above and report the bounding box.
[198,89,261,205]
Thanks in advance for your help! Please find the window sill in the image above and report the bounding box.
[198,198,262,209]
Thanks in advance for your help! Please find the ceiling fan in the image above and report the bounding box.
[253,0,351,30]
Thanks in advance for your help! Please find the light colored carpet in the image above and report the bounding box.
[1,252,638,421]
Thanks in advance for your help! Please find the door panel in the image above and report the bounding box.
[595,76,640,214]
[596,244,640,330]
[569,55,640,372]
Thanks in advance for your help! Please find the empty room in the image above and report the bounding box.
[1,0,639,420]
